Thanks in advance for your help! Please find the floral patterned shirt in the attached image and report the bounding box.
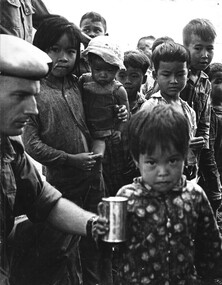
[115,175,222,284]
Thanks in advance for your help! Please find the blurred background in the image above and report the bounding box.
[44,0,222,62]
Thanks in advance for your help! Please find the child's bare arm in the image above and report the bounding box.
[116,85,130,114]
[115,86,130,131]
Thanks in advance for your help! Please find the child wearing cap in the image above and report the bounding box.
[79,35,129,157]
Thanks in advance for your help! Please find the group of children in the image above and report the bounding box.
[13,9,222,285]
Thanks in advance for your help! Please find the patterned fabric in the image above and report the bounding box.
[103,92,145,196]
[102,135,127,196]
[180,71,211,148]
[130,92,147,115]
[211,106,222,184]
[180,71,221,205]
[115,176,222,284]
[198,107,222,203]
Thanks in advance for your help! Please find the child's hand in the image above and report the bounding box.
[115,105,128,122]
[67,152,100,171]
[189,136,205,150]
[88,216,109,243]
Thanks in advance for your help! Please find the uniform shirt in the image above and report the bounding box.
[0,135,61,274]
[115,175,222,284]
[0,0,49,43]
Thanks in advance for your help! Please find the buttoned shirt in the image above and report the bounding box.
[0,135,61,276]
[130,91,147,115]
[115,176,222,284]
[0,0,49,43]
[180,70,211,148]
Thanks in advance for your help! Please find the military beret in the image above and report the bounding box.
[0,34,52,80]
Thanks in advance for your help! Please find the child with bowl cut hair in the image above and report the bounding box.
[112,104,222,284]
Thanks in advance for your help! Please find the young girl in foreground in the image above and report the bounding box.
[22,15,112,285]
[114,105,222,284]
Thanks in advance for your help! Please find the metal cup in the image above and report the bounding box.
[98,196,128,243]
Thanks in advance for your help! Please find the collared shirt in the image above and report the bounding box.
[115,175,222,284]
[130,91,147,115]
[141,91,197,140]
[0,0,49,43]
[180,70,211,148]
[212,106,222,182]
[0,135,61,274]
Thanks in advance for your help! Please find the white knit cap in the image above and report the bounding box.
[82,35,125,70]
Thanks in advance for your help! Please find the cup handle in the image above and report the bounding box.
[98,201,108,217]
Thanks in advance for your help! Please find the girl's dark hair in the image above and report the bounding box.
[124,50,150,75]
[183,18,216,47]
[151,41,190,72]
[33,15,83,72]
[128,104,189,162]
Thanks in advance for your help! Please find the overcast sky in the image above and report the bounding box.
[43,0,222,62]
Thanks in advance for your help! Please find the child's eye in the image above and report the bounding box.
[146,160,156,166]
[207,47,214,52]
[95,28,102,33]
[82,28,90,33]
[118,73,126,79]
[50,46,60,53]
[177,72,184,76]
[169,158,178,165]
[68,49,77,55]
[214,78,222,84]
